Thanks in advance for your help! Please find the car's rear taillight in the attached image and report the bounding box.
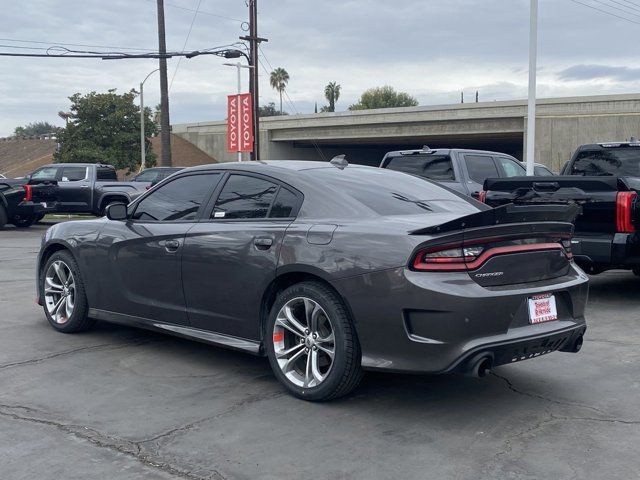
[412,240,568,272]
[413,244,484,271]
[23,184,33,202]
[478,190,487,203]
[616,191,636,233]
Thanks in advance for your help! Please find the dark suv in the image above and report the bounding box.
[380,147,527,199]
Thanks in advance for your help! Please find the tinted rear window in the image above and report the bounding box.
[97,167,117,180]
[310,167,478,216]
[571,148,640,176]
[384,154,455,181]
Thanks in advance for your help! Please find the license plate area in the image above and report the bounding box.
[528,294,558,324]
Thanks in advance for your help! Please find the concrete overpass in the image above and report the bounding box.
[173,93,640,172]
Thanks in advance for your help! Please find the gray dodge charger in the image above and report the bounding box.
[36,160,588,401]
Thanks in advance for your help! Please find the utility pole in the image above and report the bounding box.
[526,0,538,176]
[156,0,172,166]
[241,0,267,160]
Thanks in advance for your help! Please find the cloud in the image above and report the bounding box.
[2,0,640,136]
[557,64,640,82]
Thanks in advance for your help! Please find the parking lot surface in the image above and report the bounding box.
[1,221,639,480]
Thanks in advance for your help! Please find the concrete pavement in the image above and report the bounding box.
[1,221,639,479]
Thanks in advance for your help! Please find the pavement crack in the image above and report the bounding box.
[140,391,285,447]
[490,372,608,416]
[0,404,226,480]
[0,337,154,371]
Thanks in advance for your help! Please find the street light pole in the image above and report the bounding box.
[224,62,253,162]
[526,0,538,176]
[140,69,159,170]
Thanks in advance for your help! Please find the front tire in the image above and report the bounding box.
[265,281,363,401]
[41,250,95,333]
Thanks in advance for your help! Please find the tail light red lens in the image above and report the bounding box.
[478,190,487,203]
[412,240,569,272]
[23,184,33,202]
[616,191,636,233]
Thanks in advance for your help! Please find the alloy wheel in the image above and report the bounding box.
[273,297,336,388]
[44,260,75,324]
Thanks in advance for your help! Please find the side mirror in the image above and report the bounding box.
[105,203,128,221]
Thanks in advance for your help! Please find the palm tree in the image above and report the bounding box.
[269,68,290,115]
[324,82,341,112]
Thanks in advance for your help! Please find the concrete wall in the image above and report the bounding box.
[173,93,640,171]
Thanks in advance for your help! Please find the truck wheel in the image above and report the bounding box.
[12,216,36,228]
[633,268,640,277]
[35,213,46,223]
[0,205,7,230]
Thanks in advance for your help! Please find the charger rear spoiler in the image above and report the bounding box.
[410,203,581,235]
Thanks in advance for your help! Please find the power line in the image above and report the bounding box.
[143,0,244,23]
[591,0,640,18]
[169,0,203,91]
[568,0,640,24]
[619,0,640,10]
[0,37,154,52]
[606,0,640,12]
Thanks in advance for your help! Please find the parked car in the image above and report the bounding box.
[482,141,640,275]
[0,178,57,229]
[37,160,588,400]
[380,147,529,199]
[25,163,147,216]
[131,166,184,185]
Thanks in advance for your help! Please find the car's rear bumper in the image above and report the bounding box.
[572,232,640,271]
[334,263,589,374]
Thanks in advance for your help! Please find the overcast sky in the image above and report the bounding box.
[1,0,640,136]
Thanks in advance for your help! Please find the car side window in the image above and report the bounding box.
[495,157,526,177]
[134,170,157,183]
[270,187,300,218]
[464,155,500,184]
[31,167,59,181]
[61,167,88,182]
[132,173,221,221]
[212,174,279,219]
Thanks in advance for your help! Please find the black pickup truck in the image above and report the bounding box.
[482,141,640,275]
[0,178,58,229]
[25,163,147,216]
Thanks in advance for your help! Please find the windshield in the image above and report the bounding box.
[310,167,479,216]
[571,147,640,176]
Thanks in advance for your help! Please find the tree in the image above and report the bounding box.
[324,82,341,112]
[269,67,290,115]
[349,86,418,111]
[258,102,288,117]
[14,121,60,137]
[54,89,158,172]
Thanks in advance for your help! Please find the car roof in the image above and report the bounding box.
[383,148,515,157]
[578,142,640,149]
[40,163,114,168]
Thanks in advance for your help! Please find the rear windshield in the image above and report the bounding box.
[571,147,640,176]
[384,154,455,181]
[310,167,479,216]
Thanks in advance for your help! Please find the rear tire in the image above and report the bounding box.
[35,213,46,222]
[0,205,7,230]
[633,268,640,277]
[12,215,35,228]
[41,250,95,333]
[265,281,363,401]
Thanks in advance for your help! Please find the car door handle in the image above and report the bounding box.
[254,237,273,250]
[164,239,180,252]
